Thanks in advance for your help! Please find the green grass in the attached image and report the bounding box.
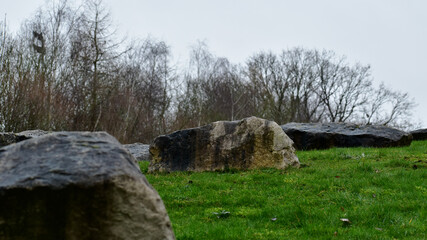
[140,141,427,239]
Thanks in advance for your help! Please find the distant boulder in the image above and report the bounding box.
[18,129,49,138]
[124,143,151,162]
[281,122,412,150]
[0,132,174,240]
[0,132,26,147]
[149,117,300,172]
[0,130,49,147]
[410,128,427,141]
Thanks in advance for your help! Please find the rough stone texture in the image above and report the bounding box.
[410,128,427,141]
[281,122,413,150]
[124,143,151,162]
[149,117,300,172]
[0,132,175,240]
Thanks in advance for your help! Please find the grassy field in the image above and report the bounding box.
[140,141,427,239]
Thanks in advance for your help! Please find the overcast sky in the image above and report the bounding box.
[1,0,426,128]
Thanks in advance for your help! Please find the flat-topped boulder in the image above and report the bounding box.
[149,117,300,172]
[410,128,427,141]
[124,143,151,162]
[0,132,174,240]
[281,122,412,150]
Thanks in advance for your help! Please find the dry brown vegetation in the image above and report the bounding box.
[0,0,416,143]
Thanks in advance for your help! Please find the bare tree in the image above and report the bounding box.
[315,51,372,122]
[280,48,323,122]
[247,51,290,123]
[362,83,416,129]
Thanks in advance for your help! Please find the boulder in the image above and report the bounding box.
[281,122,412,150]
[149,117,300,172]
[410,128,427,141]
[0,132,175,240]
[124,143,151,162]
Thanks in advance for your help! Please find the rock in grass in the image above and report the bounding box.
[0,132,174,240]
[281,122,412,150]
[149,117,300,172]
[124,143,151,162]
[410,128,427,141]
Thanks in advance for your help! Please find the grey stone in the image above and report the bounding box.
[0,131,175,240]
[410,128,427,141]
[149,117,300,172]
[281,122,412,150]
[124,143,151,162]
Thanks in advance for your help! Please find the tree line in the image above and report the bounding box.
[0,0,416,143]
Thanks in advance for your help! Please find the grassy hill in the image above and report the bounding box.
[140,141,427,239]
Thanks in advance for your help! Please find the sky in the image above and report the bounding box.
[1,0,426,128]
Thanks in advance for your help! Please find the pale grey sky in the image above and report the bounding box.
[1,0,426,128]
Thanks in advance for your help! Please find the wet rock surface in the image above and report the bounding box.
[281,122,412,150]
[149,117,300,172]
[0,131,174,240]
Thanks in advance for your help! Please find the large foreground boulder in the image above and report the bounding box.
[281,122,412,150]
[410,128,427,141]
[124,143,151,162]
[149,117,300,172]
[0,132,174,240]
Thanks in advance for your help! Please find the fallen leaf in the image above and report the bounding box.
[212,210,230,219]
[335,176,340,178]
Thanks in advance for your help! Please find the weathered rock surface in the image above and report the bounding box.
[410,128,427,141]
[0,132,174,240]
[281,122,412,150]
[149,117,300,172]
[124,143,151,162]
